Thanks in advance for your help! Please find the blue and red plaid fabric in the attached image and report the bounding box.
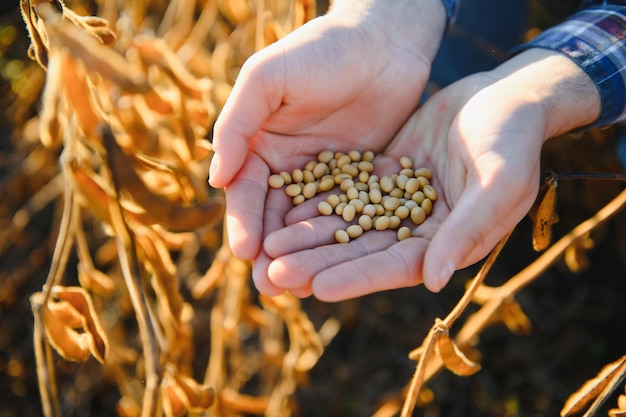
[522,4,626,127]
[440,0,460,26]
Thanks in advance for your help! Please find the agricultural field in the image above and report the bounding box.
[2,1,626,416]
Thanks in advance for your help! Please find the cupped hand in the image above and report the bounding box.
[209,0,447,294]
[262,49,600,301]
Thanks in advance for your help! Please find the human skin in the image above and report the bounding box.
[261,48,601,301]
[209,0,447,295]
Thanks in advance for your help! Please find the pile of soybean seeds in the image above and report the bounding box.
[268,150,438,243]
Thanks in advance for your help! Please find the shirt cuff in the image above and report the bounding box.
[517,6,626,127]
[440,0,460,27]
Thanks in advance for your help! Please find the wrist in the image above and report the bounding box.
[327,0,447,61]
[488,48,601,141]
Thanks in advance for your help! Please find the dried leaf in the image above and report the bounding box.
[50,285,109,363]
[564,234,594,273]
[38,291,91,362]
[77,263,116,296]
[216,0,251,25]
[161,365,215,417]
[529,170,559,252]
[436,331,481,377]
[133,36,212,100]
[500,300,532,335]
[561,355,626,416]
[102,125,224,231]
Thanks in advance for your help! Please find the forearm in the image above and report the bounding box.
[516,4,626,128]
[485,48,601,142]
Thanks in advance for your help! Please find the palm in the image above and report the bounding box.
[210,8,445,295]
[263,74,546,300]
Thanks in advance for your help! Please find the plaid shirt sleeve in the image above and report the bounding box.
[520,4,626,127]
[440,0,460,26]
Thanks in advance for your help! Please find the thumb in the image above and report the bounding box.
[422,177,534,292]
[209,52,284,188]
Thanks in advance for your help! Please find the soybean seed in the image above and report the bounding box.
[336,154,351,168]
[341,164,359,177]
[362,150,375,162]
[417,176,430,188]
[291,168,304,183]
[342,204,356,222]
[412,191,425,205]
[399,168,415,178]
[400,156,413,169]
[394,205,410,220]
[340,178,354,192]
[318,150,335,163]
[389,216,401,229]
[369,188,382,204]
[346,224,364,239]
[397,226,412,241]
[363,204,377,218]
[383,197,401,211]
[375,216,391,230]
[305,160,317,171]
[358,160,374,173]
[380,176,395,193]
[349,198,365,213]
[405,178,420,194]
[285,183,302,197]
[335,229,350,243]
[359,214,373,231]
[303,170,315,184]
[279,171,292,185]
[414,167,432,179]
[346,186,359,201]
[389,188,404,198]
[396,174,409,190]
[327,194,341,208]
[319,177,335,192]
[293,194,306,205]
[421,198,433,215]
[348,150,362,162]
[268,174,285,189]
[335,202,347,215]
[302,182,317,199]
[313,162,329,178]
[410,206,426,225]
[318,201,333,216]
[423,184,438,201]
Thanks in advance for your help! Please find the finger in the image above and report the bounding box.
[263,215,348,259]
[311,237,430,302]
[225,153,270,260]
[209,53,283,188]
[267,230,398,289]
[289,287,313,298]
[251,249,285,297]
[422,176,535,293]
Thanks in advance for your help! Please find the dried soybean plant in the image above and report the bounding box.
[18,0,329,416]
[369,171,626,417]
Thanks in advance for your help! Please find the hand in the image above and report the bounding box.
[262,49,601,300]
[209,0,447,294]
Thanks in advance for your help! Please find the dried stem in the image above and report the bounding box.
[400,230,512,417]
[395,187,626,417]
[101,126,163,417]
[30,176,77,417]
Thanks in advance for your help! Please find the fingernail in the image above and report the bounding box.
[427,261,455,293]
[208,157,219,186]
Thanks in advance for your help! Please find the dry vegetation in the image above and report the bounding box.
[2,1,626,417]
